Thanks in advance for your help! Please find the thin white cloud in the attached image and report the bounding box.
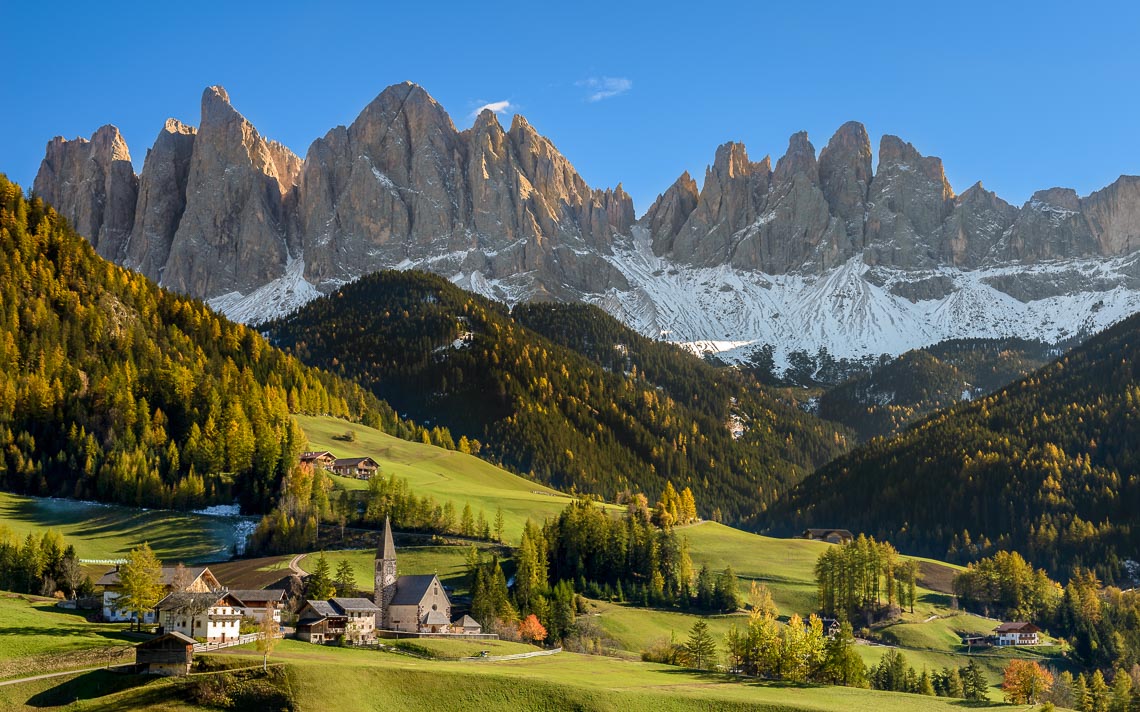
[470,100,513,118]
[577,77,632,102]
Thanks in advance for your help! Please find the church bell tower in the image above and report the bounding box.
[374,517,398,628]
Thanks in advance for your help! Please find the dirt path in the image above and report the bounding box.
[288,553,307,577]
[0,665,129,687]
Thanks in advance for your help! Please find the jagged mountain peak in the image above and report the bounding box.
[877,134,953,195]
[33,93,1140,365]
[162,117,197,136]
[773,131,819,182]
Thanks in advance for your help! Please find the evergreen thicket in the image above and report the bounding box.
[815,338,1053,441]
[262,272,851,523]
[771,311,1140,581]
[0,176,406,513]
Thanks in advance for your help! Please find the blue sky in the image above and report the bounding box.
[2,0,1137,214]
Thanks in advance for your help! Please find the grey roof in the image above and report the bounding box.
[300,451,335,459]
[229,589,285,604]
[98,565,211,587]
[423,610,449,626]
[155,590,232,614]
[301,600,339,618]
[453,614,480,628]
[137,631,197,648]
[378,517,396,561]
[390,575,441,606]
[331,597,380,613]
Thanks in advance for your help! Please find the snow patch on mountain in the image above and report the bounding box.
[207,257,323,325]
[203,226,1140,367]
[589,228,1140,366]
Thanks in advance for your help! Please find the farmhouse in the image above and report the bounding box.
[229,589,285,622]
[135,631,195,676]
[300,451,337,469]
[155,590,245,643]
[296,599,348,644]
[98,565,221,624]
[801,528,855,545]
[994,621,1041,646]
[332,457,380,479]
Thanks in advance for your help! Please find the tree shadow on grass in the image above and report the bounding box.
[23,670,150,708]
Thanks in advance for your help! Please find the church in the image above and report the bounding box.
[374,518,478,634]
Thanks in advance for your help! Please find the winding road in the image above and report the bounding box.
[288,554,307,577]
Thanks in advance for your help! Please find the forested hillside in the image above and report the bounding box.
[815,338,1053,440]
[262,272,851,522]
[771,312,1140,582]
[0,175,406,512]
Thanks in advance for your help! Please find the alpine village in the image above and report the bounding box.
[3,5,1140,711]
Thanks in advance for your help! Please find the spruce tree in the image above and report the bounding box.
[684,619,718,670]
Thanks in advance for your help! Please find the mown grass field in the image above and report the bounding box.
[392,637,539,659]
[0,491,244,563]
[295,414,622,542]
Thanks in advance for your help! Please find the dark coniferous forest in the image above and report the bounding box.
[262,272,852,523]
[771,310,1140,582]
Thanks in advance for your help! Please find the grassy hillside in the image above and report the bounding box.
[264,271,851,523]
[0,491,245,563]
[771,309,1140,581]
[257,642,1033,711]
[0,641,1036,712]
[297,414,595,542]
[0,594,133,680]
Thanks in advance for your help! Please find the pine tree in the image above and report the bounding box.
[334,558,357,596]
[306,553,335,600]
[684,619,717,670]
[460,503,475,537]
[962,658,989,701]
[946,666,964,698]
[493,507,505,544]
[1091,670,1111,712]
[919,668,936,696]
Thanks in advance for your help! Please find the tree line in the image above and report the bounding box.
[0,526,90,598]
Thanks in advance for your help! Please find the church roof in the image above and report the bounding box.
[377,517,396,561]
[390,574,442,606]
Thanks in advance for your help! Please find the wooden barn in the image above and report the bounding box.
[136,631,195,676]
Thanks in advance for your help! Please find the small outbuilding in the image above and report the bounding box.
[136,631,195,676]
[452,614,483,634]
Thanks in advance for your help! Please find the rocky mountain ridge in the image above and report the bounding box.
[33,82,1140,361]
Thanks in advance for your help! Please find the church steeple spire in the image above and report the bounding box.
[374,517,398,629]
[378,516,396,560]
